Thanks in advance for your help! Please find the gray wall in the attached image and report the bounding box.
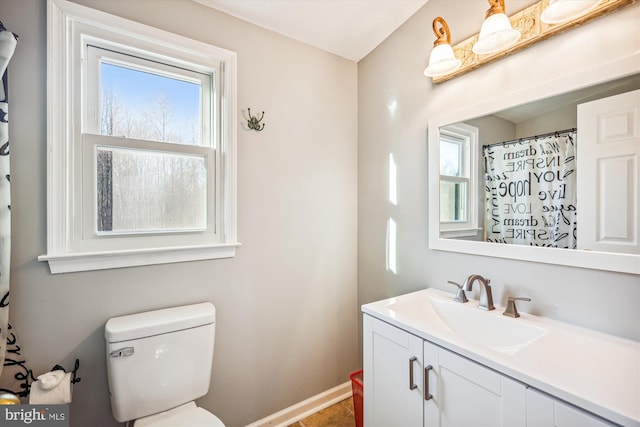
[4,0,640,425]
[2,1,358,426]
[357,0,640,366]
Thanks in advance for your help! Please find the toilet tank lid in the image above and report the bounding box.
[105,302,215,343]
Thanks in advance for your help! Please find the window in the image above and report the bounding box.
[40,0,239,273]
[439,123,479,238]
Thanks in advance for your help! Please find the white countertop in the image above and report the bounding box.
[362,288,640,427]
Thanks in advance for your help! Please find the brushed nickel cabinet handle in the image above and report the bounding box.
[409,356,418,390]
[424,365,433,400]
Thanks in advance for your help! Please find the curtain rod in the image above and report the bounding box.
[482,127,577,149]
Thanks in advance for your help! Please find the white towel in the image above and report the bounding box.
[29,371,72,404]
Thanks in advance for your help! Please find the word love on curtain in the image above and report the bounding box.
[484,130,577,248]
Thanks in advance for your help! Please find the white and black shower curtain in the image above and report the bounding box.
[0,21,27,396]
[484,130,577,248]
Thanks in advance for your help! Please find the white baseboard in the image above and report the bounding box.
[245,381,352,427]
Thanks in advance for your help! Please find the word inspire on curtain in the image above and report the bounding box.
[0,22,32,398]
[484,130,577,248]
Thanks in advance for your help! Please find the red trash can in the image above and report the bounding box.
[349,370,363,427]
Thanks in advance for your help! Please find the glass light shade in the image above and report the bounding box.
[472,13,521,55]
[540,0,602,24]
[424,44,462,77]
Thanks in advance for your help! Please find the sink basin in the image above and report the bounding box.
[387,289,548,354]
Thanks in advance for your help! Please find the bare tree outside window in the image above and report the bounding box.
[96,61,207,233]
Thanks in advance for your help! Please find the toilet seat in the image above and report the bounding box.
[134,402,225,427]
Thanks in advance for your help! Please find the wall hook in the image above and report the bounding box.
[247,108,265,131]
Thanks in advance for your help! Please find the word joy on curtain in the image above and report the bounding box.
[483,129,577,248]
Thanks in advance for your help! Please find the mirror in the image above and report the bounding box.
[428,55,640,274]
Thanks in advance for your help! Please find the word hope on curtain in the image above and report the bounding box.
[483,129,577,248]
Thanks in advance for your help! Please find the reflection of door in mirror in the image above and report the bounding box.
[577,89,640,255]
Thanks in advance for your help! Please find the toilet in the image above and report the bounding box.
[105,302,225,426]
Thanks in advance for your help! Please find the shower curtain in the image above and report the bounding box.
[484,130,577,248]
[0,21,20,390]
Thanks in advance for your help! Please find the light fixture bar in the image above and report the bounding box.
[431,0,634,84]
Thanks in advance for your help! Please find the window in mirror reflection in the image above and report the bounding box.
[440,139,462,177]
[440,138,465,222]
[439,123,479,238]
[440,181,467,222]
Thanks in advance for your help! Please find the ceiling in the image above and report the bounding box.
[194,0,429,61]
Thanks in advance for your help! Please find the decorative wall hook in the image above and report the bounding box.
[247,108,265,131]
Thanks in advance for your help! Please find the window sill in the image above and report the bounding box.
[440,228,481,239]
[38,243,241,274]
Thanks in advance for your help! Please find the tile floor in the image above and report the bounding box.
[288,397,356,427]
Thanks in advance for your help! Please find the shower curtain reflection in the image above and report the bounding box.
[483,130,577,248]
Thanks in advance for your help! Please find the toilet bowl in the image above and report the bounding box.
[134,402,224,427]
[105,303,225,426]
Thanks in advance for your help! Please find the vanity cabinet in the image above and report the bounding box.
[363,314,423,426]
[424,339,526,426]
[364,314,526,427]
[362,288,638,427]
[525,388,615,427]
[363,314,618,427]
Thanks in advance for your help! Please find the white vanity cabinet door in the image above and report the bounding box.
[364,314,424,427]
[526,388,615,427]
[424,341,526,427]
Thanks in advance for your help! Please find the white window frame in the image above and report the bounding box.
[39,0,239,273]
[439,123,480,238]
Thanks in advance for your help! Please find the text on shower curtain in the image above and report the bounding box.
[484,131,577,248]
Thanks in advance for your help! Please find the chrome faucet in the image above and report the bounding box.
[463,274,495,310]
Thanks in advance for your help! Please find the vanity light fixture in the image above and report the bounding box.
[540,0,603,24]
[424,17,462,78]
[427,0,632,83]
[472,0,521,55]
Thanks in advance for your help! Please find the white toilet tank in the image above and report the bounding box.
[105,303,216,423]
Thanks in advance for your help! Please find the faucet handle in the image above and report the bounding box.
[503,297,531,318]
[446,281,468,303]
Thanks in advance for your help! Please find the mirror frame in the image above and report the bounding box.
[428,53,640,275]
